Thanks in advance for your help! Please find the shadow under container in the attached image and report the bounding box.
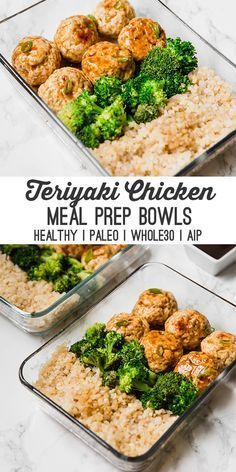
[0,0,235,176]
[20,262,236,471]
[0,245,146,334]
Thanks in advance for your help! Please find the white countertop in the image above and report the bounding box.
[0,245,236,472]
[0,0,235,176]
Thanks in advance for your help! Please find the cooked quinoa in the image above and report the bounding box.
[36,345,177,456]
[93,68,236,176]
[0,253,61,312]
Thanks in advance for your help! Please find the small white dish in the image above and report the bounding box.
[185,245,236,276]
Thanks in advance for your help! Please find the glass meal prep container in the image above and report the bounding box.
[0,245,146,334]
[19,262,236,471]
[0,0,235,176]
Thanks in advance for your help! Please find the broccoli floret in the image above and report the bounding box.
[140,46,192,98]
[167,37,198,75]
[118,361,157,394]
[28,251,89,292]
[122,75,166,123]
[102,370,119,388]
[53,271,82,293]
[103,331,124,370]
[78,96,127,147]
[96,96,127,141]
[51,256,91,293]
[94,76,123,108]
[120,340,147,365]
[0,244,23,256]
[1,245,41,272]
[164,73,190,98]
[70,324,106,372]
[28,252,67,282]
[141,372,199,415]
[141,47,179,79]
[76,270,92,281]
[78,123,102,149]
[133,103,160,124]
[67,257,83,272]
[84,322,106,348]
[123,75,167,110]
[80,348,105,372]
[58,92,102,134]
[52,274,72,293]
[139,78,167,107]
[122,78,140,111]
[170,377,199,415]
[70,338,94,357]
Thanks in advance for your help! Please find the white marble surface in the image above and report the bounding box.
[0,0,235,176]
[0,245,236,472]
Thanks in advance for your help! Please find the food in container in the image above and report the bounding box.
[174,351,220,391]
[141,330,183,372]
[20,263,236,469]
[94,0,135,38]
[0,244,142,334]
[106,312,149,341]
[132,288,178,327]
[12,36,61,86]
[0,244,124,307]
[118,17,166,60]
[165,309,212,350]
[1,0,235,176]
[38,68,92,113]
[31,282,236,455]
[54,15,99,62]
[201,331,236,369]
[82,41,135,84]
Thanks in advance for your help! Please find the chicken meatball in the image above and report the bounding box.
[132,288,178,328]
[82,41,135,84]
[118,17,166,61]
[54,16,99,63]
[12,36,61,87]
[38,68,92,112]
[94,0,135,38]
[106,312,149,341]
[165,310,211,350]
[141,330,183,373]
[201,331,236,370]
[81,245,115,271]
[174,351,219,391]
[108,244,126,256]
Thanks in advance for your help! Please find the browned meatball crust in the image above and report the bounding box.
[141,330,183,373]
[12,36,61,87]
[106,312,149,341]
[38,68,92,113]
[165,310,211,350]
[118,17,166,61]
[81,245,121,271]
[82,41,135,84]
[201,331,236,370]
[54,16,99,63]
[94,0,135,38]
[174,351,219,391]
[132,288,178,328]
